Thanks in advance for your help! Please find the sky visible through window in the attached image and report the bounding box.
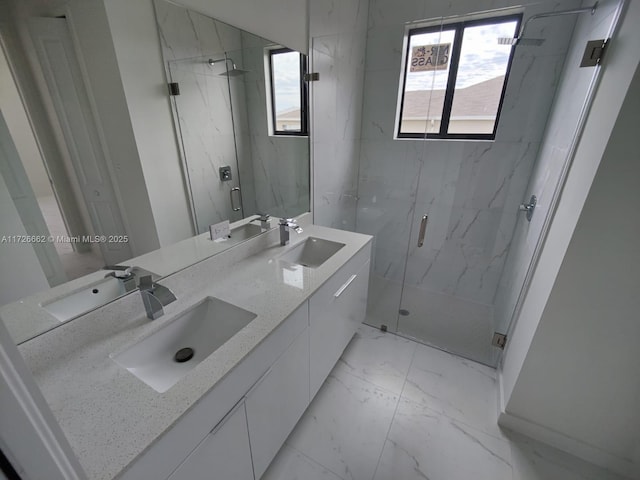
[406,21,517,92]
[272,51,301,114]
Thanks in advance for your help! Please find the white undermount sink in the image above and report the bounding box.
[279,237,345,268]
[42,277,127,322]
[229,222,263,241]
[42,267,158,322]
[111,297,257,393]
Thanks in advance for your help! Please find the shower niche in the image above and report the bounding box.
[154,0,310,234]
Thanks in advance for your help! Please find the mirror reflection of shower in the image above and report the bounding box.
[207,57,250,77]
[498,2,598,46]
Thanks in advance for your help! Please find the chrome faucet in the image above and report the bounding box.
[255,213,271,231]
[279,218,303,246]
[139,275,176,320]
[103,265,136,292]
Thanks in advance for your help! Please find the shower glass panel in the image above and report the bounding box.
[370,0,624,367]
[394,15,522,365]
[359,20,447,334]
[168,56,245,233]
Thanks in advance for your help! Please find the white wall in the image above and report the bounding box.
[0,169,49,305]
[102,0,193,248]
[0,318,85,479]
[173,0,308,54]
[500,0,640,476]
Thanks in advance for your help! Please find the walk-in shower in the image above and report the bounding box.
[355,0,623,367]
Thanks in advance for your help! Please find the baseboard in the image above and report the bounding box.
[497,370,639,480]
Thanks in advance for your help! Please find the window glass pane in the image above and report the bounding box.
[400,28,456,135]
[447,21,517,134]
[272,51,301,132]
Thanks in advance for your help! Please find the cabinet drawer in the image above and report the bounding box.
[245,326,309,479]
[309,255,371,398]
[167,400,254,480]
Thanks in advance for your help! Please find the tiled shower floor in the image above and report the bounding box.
[263,324,629,480]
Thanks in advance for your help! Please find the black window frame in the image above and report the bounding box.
[397,14,522,140]
[268,47,309,136]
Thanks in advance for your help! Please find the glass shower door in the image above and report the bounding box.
[359,21,448,334]
[395,20,520,365]
[168,55,245,234]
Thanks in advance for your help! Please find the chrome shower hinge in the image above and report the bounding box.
[492,333,507,349]
[580,38,608,67]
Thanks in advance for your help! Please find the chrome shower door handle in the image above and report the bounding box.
[417,215,428,247]
[230,186,241,212]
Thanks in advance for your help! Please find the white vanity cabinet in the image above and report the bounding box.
[121,240,372,480]
[166,400,253,480]
[245,320,309,479]
[309,244,371,397]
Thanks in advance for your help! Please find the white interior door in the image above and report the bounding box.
[0,110,67,287]
[28,17,132,266]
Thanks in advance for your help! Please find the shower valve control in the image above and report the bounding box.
[219,166,232,182]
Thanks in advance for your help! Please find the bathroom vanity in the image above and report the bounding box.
[13,218,372,480]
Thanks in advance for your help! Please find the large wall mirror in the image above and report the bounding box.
[0,0,310,344]
[155,0,310,233]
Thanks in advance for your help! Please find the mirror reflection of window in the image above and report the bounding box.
[269,48,308,135]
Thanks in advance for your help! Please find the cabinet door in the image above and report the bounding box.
[245,315,309,479]
[167,400,254,480]
[309,259,370,397]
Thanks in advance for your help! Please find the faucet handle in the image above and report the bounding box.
[103,265,133,278]
[256,213,270,221]
[139,275,154,291]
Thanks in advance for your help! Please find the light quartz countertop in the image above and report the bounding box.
[16,223,372,480]
[1,215,276,345]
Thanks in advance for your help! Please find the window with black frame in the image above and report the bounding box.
[397,14,521,140]
[268,48,308,136]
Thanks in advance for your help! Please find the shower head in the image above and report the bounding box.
[219,67,249,77]
[498,37,545,46]
[499,2,597,47]
[207,57,249,77]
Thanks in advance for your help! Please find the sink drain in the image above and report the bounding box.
[174,347,194,363]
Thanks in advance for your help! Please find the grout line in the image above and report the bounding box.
[285,442,349,480]
[369,333,419,480]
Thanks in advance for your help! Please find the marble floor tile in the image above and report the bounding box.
[507,431,632,480]
[285,368,400,480]
[262,443,344,480]
[402,342,504,440]
[269,327,623,480]
[333,324,417,394]
[373,397,512,480]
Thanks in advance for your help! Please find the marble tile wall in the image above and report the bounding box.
[154,0,254,233]
[311,0,370,230]
[492,0,622,345]
[354,0,584,364]
[239,32,309,219]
